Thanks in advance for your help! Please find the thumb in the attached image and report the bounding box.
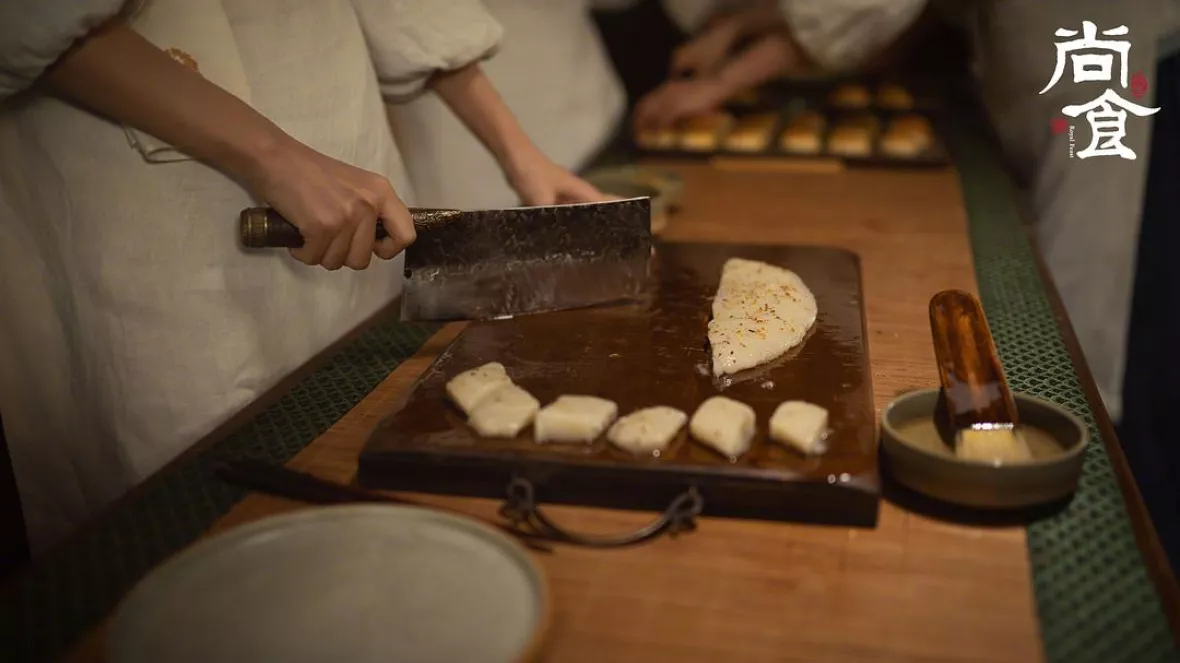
[373,186,415,260]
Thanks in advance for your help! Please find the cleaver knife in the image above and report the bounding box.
[239,198,652,321]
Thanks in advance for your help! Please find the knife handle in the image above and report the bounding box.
[239,206,461,249]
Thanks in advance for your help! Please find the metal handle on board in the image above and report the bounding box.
[498,476,704,548]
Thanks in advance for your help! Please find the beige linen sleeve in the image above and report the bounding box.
[778,0,928,72]
[0,0,131,98]
[349,0,504,102]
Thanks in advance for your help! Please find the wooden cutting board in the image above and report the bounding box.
[360,242,879,527]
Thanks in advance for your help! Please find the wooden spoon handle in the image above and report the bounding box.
[928,290,1019,429]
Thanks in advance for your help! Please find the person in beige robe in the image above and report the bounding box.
[0,0,603,552]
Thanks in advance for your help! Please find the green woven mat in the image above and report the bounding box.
[0,320,441,663]
[946,123,1178,663]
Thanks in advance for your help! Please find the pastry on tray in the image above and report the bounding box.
[880,129,928,158]
[779,111,825,154]
[890,113,932,135]
[829,83,871,109]
[635,126,678,151]
[881,115,933,158]
[826,123,874,158]
[876,83,914,110]
[678,112,734,152]
[723,113,778,152]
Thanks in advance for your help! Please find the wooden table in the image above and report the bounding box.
[66,162,1045,662]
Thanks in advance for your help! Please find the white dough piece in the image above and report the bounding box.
[607,406,688,455]
[445,362,512,415]
[709,258,818,376]
[689,396,757,459]
[769,400,829,455]
[534,395,618,443]
[467,383,540,439]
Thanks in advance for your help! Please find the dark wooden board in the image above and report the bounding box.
[360,243,879,527]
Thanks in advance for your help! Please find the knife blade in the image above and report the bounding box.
[239,198,653,321]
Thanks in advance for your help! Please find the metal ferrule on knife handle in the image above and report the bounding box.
[239,206,463,248]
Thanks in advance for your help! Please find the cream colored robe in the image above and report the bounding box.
[0,0,501,552]
[389,0,626,209]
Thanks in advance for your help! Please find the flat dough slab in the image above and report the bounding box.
[769,400,829,455]
[709,258,818,376]
[689,396,756,459]
[535,395,619,444]
[607,406,688,455]
[446,362,512,415]
[467,383,541,438]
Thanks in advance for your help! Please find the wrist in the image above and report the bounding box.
[498,131,545,180]
[231,123,301,192]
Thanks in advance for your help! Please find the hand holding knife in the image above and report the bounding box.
[239,197,653,322]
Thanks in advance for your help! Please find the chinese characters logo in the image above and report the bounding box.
[1041,21,1159,160]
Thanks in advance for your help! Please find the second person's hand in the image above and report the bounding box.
[670,16,742,78]
[505,146,608,206]
[250,139,416,270]
[633,77,728,131]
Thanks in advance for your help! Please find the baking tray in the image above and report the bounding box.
[636,79,950,168]
[359,242,880,528]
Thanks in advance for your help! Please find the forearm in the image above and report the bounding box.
[714,33,805,98]
[429,63,534,171]
[43,19,291,184]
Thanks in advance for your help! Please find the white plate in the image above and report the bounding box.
[108,505,549,663]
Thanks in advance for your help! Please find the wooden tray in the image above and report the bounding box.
[359,243,880,527]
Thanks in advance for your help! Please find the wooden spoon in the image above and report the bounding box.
[928,290,1032,464]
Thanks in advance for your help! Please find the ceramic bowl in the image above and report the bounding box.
[880,388,1088,509]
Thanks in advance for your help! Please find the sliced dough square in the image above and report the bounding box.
[769,400,829,455]
[467,383,541,438]
[689,396,757,458]
[534,395,619,443]
[607,406,688,455]
[446,362,512,415]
